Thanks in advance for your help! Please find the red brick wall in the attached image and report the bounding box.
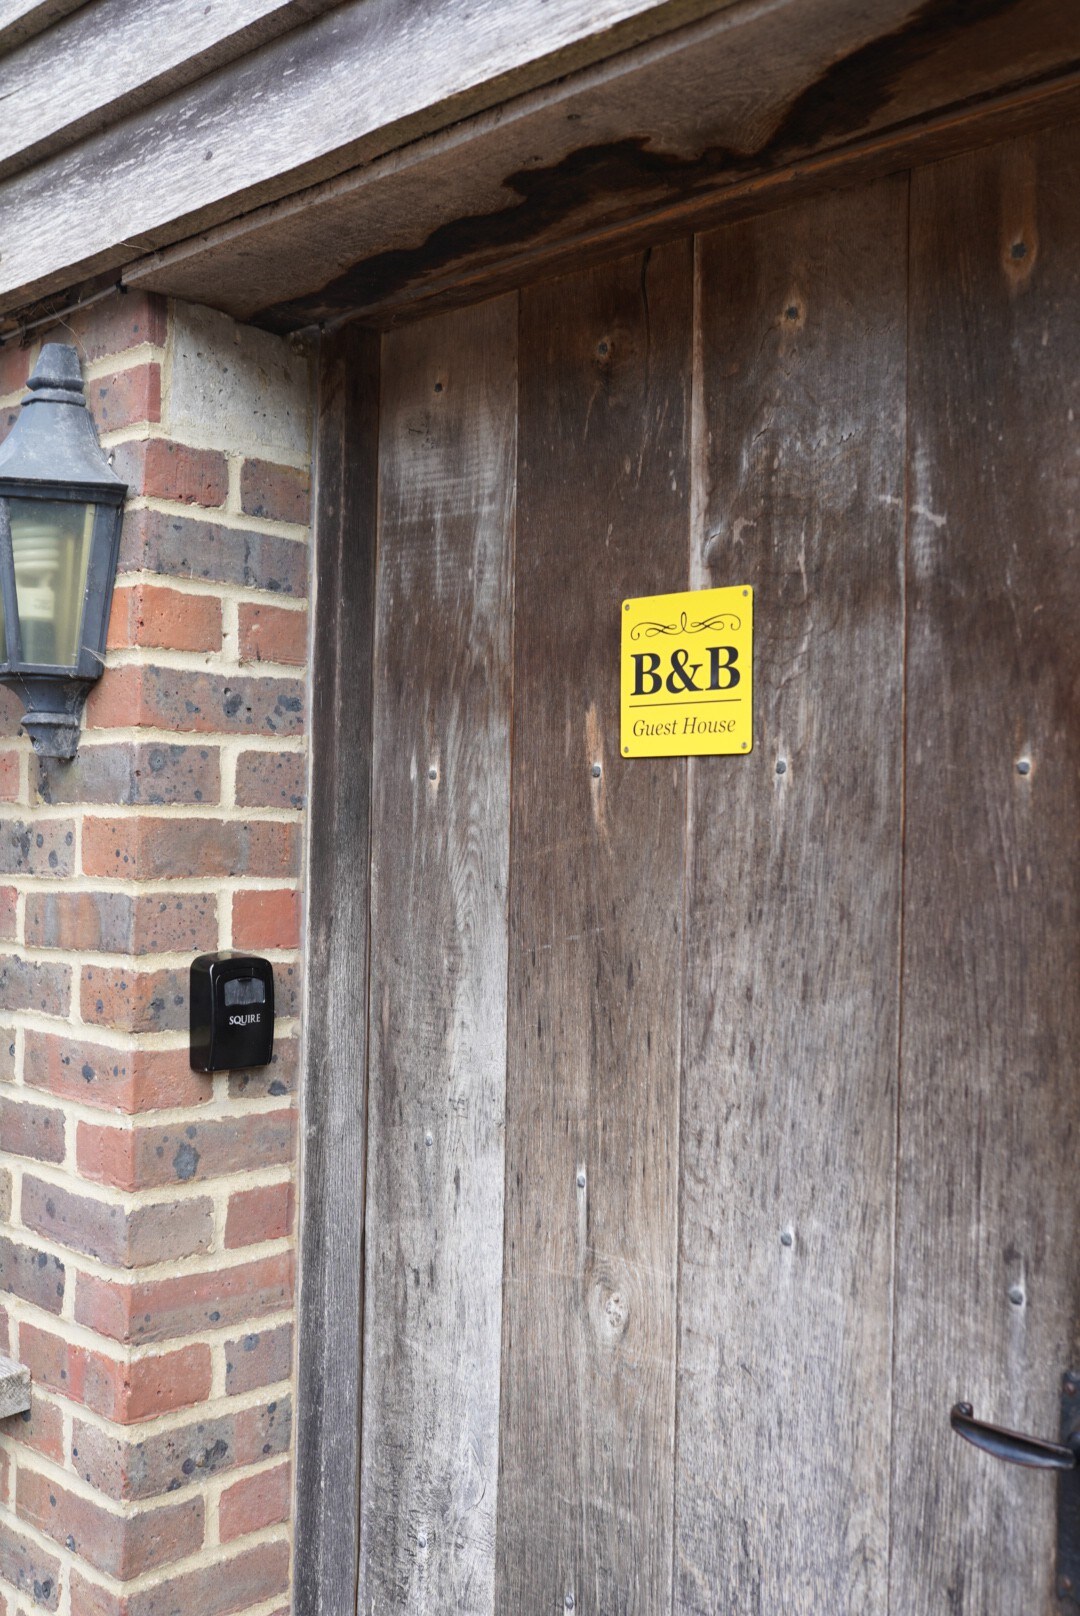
[0,293,312,1616]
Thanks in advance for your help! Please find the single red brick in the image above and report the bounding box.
[0,754,20,803]
[20,1324,212,1425]
[0,1098,64,1164]
[113,438,236,505]
[124,1346,214,1423]
[71,1540,289,1616]
[225,1182,294,1249]
[224,1323,293,1396]
[120,508,308,596]
[0,820,76,875]
[22,1175,213,1267]
[70,1126,134,1190]
[237,603,307,667]
[25,891,133,953]
[73,1397,290,1502]
[83,816,299,881]
[232,888,300,950]
[0,341,33,398]
[108,584,222,653]
[0,1237,64,1314]
[67,1574,121,1616]
[18,1467,203,1580]
[74,1251,294,1345]
[23,1032,211,1114]
[5,1391,64,1463]
[86,363,161,434]
[26,890,217,956]
[67,1575,120,1616]
[77,1112,296,1191]
[240,459,310,525]
[80,964,188,1034]
[133,892,219,954]
[0,955,72,1016]
[234,749,304,810]
[35,741,220,808]
[85,664,304,737]
[0,888,15,941]
[0,686,25,732]
[219,1462,291,1543]
[0,1517,60,1610]
[64,291,167,360]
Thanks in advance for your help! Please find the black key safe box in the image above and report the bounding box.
[190,952,275,1073]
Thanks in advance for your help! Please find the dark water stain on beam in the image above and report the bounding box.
[259,0,1029,328]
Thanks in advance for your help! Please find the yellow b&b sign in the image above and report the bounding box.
[621,586,753,758]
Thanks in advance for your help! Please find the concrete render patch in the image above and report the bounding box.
[168,300,314,461]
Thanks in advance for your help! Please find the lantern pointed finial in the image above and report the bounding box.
[26,344,85,401]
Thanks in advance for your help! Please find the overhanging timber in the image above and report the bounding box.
[126,0,1080,330]
[0,0,737,316]
[2,0,1078,334]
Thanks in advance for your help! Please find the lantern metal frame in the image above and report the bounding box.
[0,344,127,758]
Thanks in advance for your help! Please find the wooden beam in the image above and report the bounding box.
[676,179,906,1612]
[0,0,347,184]
[293,325,378,1616]
[0,1354,32,1420]
[0,0,735,314]
[360,295,516,1616]
[892,122,1080,1614]
[0,0,85,55]
[118,0,1080,332]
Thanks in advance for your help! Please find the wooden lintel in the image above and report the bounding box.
[340,65,1080,332]
[117,0,1080,333]
[0,0,736,315]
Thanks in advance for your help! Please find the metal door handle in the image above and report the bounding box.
[951,1402,1078,1471]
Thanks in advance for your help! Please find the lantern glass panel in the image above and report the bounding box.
[7,499,94,668]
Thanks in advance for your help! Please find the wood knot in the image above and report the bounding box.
[782,295,805,330]
[590,1277,630,1347]
[604,1291,629,1334]
[1003,232,1038,290]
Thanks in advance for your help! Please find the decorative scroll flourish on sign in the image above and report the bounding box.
[630,611,742,640]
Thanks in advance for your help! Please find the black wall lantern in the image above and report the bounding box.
[0,344,127,758]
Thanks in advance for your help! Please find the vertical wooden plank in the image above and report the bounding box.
[891,128,1080,1615]
[674,180,908,1613]
[358,295,517,1616]
[295,325,379,1616]
[495,240,692,1616]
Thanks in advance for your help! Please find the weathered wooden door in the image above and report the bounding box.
[355,123,1080,1614]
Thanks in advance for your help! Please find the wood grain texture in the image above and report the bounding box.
[294,326,379,1616]
[674,181,907,1613]
[890,127,1080,1616]
[0,0,84,54]
[358,297,517,1616]
[0,1353,31,1419]
[0,0,345,183]
[495,241,692,1616]
[0,0,729,314]
[121,1,1080,334]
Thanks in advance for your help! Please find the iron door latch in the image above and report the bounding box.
[951,1375,1080,1606]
